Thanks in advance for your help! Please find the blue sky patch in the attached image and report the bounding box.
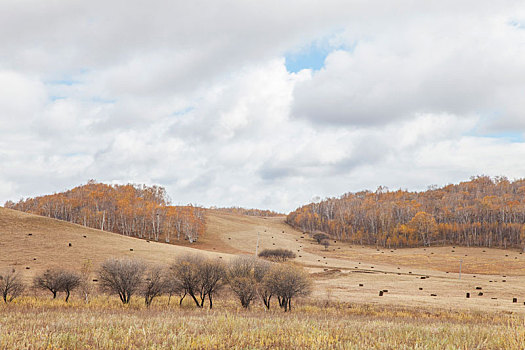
[285,44,331,73]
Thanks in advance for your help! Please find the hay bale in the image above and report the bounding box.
[430,294,437,296]
[130,248,133,251]
[28,233,32,236]
[359,284,363,287]
[382,289,388,293]
[68,243,72,247]
[513,298,518,303]
[475,287,482,290]
[421,276,426,279]
[419,287,423,290]
[478,292,483,296]
[379,291,384,296]
[466,293,470,298]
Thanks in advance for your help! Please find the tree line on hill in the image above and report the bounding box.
[211,207,283,217]
[0,254,311,312]
[287,176,525,249]
[4,181,205,243]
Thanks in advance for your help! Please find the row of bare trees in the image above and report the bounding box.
[3,256,312,312]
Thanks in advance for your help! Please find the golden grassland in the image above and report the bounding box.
[1,295,525,349]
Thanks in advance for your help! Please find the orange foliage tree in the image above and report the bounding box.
[286,176,525,248]
[5,181,205,243]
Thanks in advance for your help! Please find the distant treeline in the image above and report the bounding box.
[212,207,282,217]
[286,176,525,248]
[5,181,205,243]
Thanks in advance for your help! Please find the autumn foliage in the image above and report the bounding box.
[5,181,205,243]
[287,176,525,248]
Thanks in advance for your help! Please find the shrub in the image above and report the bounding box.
[258,249,296,261]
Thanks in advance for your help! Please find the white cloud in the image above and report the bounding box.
[1,1,525,212]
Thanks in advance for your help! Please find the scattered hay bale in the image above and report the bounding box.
[430,294,437,296]
[408,272,412,274]
[478,292,483,296]
[300,236,304,238]
[370,267,374,269]
[83,235,87,238]
[382,289,388,293]
[513,298,518,303]
[33,258,36,261]
[130,248,133,251]
[379,291,384,296]
[359,284,363,287]
[25,267,30,270]
[419,287,423,290]
[466,293,470,298]
[421,276,426,279]
[451,250,455,252]
[502,280,506,282]
[28,233,32,236]
[68,243,72,247]
[475,287,482,290]
[92,279,98,282]
[491,297,497,300]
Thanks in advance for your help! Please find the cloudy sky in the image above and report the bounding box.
[1,1,525,212]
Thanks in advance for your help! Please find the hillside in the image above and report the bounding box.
[3,206,525,313]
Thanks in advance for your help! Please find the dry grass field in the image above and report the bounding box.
[2,207,525,312]
[3,207,525,348]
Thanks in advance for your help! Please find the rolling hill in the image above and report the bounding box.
[2,206,525,313]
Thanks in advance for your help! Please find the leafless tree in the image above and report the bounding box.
[264,264,312,312]
[169,254,225,309]
[98,258,146,304]
[33,269,64,299]
[227,256,271,308]
[0,269,25,303]
[79,260,94,304]
[59,270,82,302]
[141,265,167,307]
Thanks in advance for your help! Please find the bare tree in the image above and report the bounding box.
[227,256,271,309]
[141,265,167,307]
[0,269,25,303]
[169,254,225,309]
[98,258,146,304]
[59,271,82,302]
[227,256,257,308]
[34,269,63,299]
[264,264,312,312]
[79,260,94,304]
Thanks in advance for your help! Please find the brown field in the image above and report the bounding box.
[3,207,525,348]
[2,206,525,314]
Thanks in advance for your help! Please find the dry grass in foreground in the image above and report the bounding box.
[1,296,525,349]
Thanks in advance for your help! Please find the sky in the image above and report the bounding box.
[1,0,525,213]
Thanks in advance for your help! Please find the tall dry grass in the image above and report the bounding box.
[1,296,525,349]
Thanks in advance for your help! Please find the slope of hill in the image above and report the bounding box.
[0,207,225,279]
[3,206,525,313]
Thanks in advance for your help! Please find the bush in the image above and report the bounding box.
[313,233,330,244]
[258,249,296,261]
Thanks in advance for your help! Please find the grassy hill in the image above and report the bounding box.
[3,206,525,313]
